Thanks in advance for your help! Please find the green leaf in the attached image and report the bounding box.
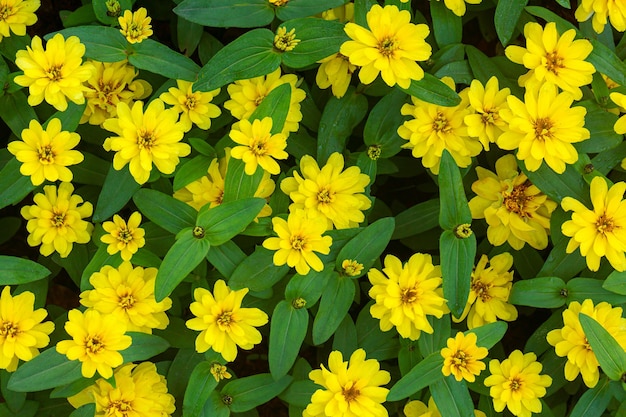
[335,217,394,278]
[196,198,265,246]
[568,377,613,417]
[603,270,626,295]
[203,391,231,417]
[580,314,626,382]
[120,333,170,363]
[7,348,82,392]
[575,102,621,154]
[387,352,445,401]
[0,370,25,412]
[69,404,96,417]
[509,277,567,308]
[222,157,266,204]
[280,18,348,68]
[167,349,205,402]
[229,247,290,292]
[128,39,200,81]
[248,82,291,133]
[0,256,50,285]
[494,0,528,46]
[72,152,109,186]
[430,0,462,47]
[430,376,475,417]
[392,199,440,239]
[465,45,520,94]
[183,361,219,417]
[418,315,451,356]
[440,229,476,318]
[566,278,626,305]
[173,155,214,191]
[53,26,128,62]
[0,91,37,138]
[438,150,471,229]
[284,268,333,309]
[355,304,400,361]
[132,188,197,235]
[520,158,589,204]
[45,102,86,132]
[93,165,141,222]
[537,239,587,280]
[398,73,461,107]
[269,301,309,379]
[465,321,508,350]
[189,138,217,158]
[0,157,35,210]
[50,374,99,399]
[312,274,355,345]
[221,373,292,413]
[177,19,205,55]
[205,240,246,279]
[275,0,348,20]
[433,60,473,85]
[174,0,274,28]
[279,380,318,408]
[363,88,409,158]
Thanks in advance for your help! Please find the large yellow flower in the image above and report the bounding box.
[280,152,371,230]
[561,176,626,271]
[8,118,83,186]
[464,76,511,151]
[102,99,191,185]
[0,286,54,372]
[575,0,626,33]
[303,349,390,417]
[229,117,288,175]
[119,7,152,44]
[367,253,447,340]
[468,155,557,250]
[505,22,595,100]
[316,53,356,99]
[14,33,94,111]
[100,212,145,261]
[185,280,269,362]
[160,80,221,131]
[441,331,488,382]
[0,0,39,42]
[20,182,94,258]
[340,4,431,88]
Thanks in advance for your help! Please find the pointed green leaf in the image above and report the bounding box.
[284,268,333,309]
[196,198,265,246]
[269,301,309,379]
[132,188,197,235]
[465,321,508,349]
[312,274,355,345]
[438,150,471,229]
[566,278,626,305]
[229,247,290,292]
[603,270,626,295]
[249,82,291,133]
[275,0,347,20]
[465,45,520,94]
[430,0,462,47]
[0,256,50,285]
[440,229,475,317]
[279,379,318,408]
[568,377,613,417]
[280,18,348,68]
[387,352,445,401]
[355,304,400,361]
[221,373,292,413]
[120,332,170,363]
[579,314,626,381]
[363,88,409,158]
[174,0,274,28]
[173,155,214,191]
[7,348,82,392]
[430,376,475,417]
[335,217,394,278]
[537,239,587,280]
[222,157,266,204]
[183,361,220,417]
[69,403,96,417]
[53,26,128,62]
[80,244,123,292]
[509,277,567,308]
[392,199,440,240]
[418,315,451,356]
[94,165,141,222]
[0,157,35,210]
[398,73,461,107]
[205,240,246,279]
[494,0,528,46]
[128,39,200,81]
[0,91,37,138]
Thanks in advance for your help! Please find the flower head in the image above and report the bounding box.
[439,0,482,16]
[464,76,511,150]
[441,331,488,382]
[0,287,54,372]
[119,7,152,44]
[20,182,94,258]
[100,212,145,261]
[210,363,232,382]
[303,348,390,417]
[469,155,557,250]
[280,153,371,230]
[316,53,356,98]
[262,210,333,275]
[341,259,364,277]
[0,0,39,42]
[160,80,221,131]
[14,33,94,111]
[229,117,288,175]
[185,280,269,362]
[367,253,447,340]
[103,99,191,184]
[403,397,486,417]
[340,4,432,88]
[274,26,299,52]
[56,309,132,378]
[575,0,626,34]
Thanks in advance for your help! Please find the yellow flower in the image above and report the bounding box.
[398,77,482,174]
[469,155,556,250]
[14,33,94,111]
[81,60,152,126]
[80,262,171,333]
[321,3,354,22]
[0,287,54,372]
[340,4,431,88]
[316,53,356,98]
[303,349,390,417]
[547,299,626,388]
[610,91,626,135]
[103,99,191,185]
[100,212,145,261]
[561,176,626,271]
[224,68,306,135]
[441,331,488,382]
[20,182,94,258]
[229,117,288,175]
[436,0,482,16]
[56,309,132,378]
[403,397,487,417]
[0,0,39,42]
[341,259,363,277]
[160,80,221,131]
[262,210,333,275]
[119,7,152,44]
[575,0,626,33]
[367,253,447,340]
[185,279,269,362]
[280,152,371,230]
[464,76,511,151]
[210,362,232,382]
[7,118,83,186]
[505,22,595,100]
[274,26,299,52]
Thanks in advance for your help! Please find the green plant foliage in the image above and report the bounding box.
[579,314,626,382]
[174,0,275,28]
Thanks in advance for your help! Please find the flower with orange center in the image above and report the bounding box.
[464,76,511,150]
[119,7,152,44]
[100,212,145,261]
[160,80,221,131]
[229,117,288,175]
[575,0,626,33]
[441,331,488,382]
[0,0,39,42]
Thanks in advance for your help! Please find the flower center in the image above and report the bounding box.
[185,95,197,111]
[137,130,155,150]
[85,335,105,354]
[217,311,233,328]
[596,214,615,234]
[471,279,492,302]
[378,37,397,57]
[250,138,268,156]
[118,292,136,310]
[545,51,564,74]
[342,382,360,402]
[254,95,266,106]
[503,181,533,217]
[47,65,63,82]
[0,321,19,338]
[432,112,451,134]
[533,117,553,141]
[106,400,133,415]
[400,287,418,304]
[317,187,334,204]
[128,23,144,40]
[52,211,67,228]
[481,109,497,125]
[452,350,468,367]
[508,376,522,392]
[117,228,133,243]
[0,5,14,21]
[290,235,306,251]
[38,145,55,164]
[274,28,299,52]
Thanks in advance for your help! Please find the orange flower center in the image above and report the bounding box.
[117,227,133,243]
[107,400,133,415]
[342,382,360,402]
[452,350,468,367]
[38,145,55,164]
[47,65,63,82]
[400,287,418,304]
[545,51,564,74]
[85,335,105,354]
[128,23,145,40]
[0,321,19,338]
[378,37,397,57]
[250,138,268,157]
[217,311,233,328]
[533,117,553,141]
[184,95,197,111]
[481,109,497,125]
[0,5,14,20]
[317,187,334,204]
[503,181,533,218]
[471,279,492,302]
[137,130,155,150]
[52,210,67,228]
[432,112,451,134]
[118,291,136,310]
[508,376,522,392]
[596,214,615,234]
[290,235,306,250]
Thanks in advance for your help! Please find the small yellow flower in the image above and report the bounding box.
[20,182,94,258]
[56,309,132,378]
[484,350,552,417]
[464,76,510,150]
[403,397,487,417]
[262,210,333,275]
[437,0,482,16]
[0,0,39,42]
[610,92,626,135]
[441,331,488,382]
[340,4,432,88]
[229,117,288,175]
[303,349,390,417]
[341,259,363,277]
[160,80,221,131]
[105,0,121,17]
[119,7,152,44]
[274,26,299,52]
[186,280,269,362]
[100,212,145,261]
[210,363,232,382]
[316,53,356,98]
[575,0,626,33]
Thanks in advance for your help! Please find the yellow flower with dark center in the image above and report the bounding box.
[547,299,626,388]
[274,26,299,52]
[316,53,356,98]
[263,209,333,275]
[80,262,171,334]
[340,4,431,88]
[56,309,132,378]
[575,0,626,33]
[185,279,269,362]
[103,99,190,185]
[119,7,152,44]
[367,253,447,340]
[0,0,39,42]
[464,76,511,151]
[14,33,94,111]
[20,182,94,258]
[468,155,557,250]
[8,118,83,186]
[303,348,390,417]
[229,117,288,175]
[436,0,482,16]
[485,350,552,417]
[0,286,54,372]
[341,259,363,277]
[280,152,371,230]
[505,22,595,100]
[404,397,487,417]
[100,212,145,261]
[160,80,221,131]
[441,332,488,382]
[561,176,626,271]
[210,363,232,382]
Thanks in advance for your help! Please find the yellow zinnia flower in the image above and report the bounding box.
[0,0,39,42]
[20,182,94,258]
[441,331,488,382]
[561,176,626,271]
[210,362,232,382]
[468,155,557,250]
[484,350,552,417]
[367,253,447,340]
[56,309,132,378]
[464,76,511,151]
[229,117,288,175]
[303,348,390,417]
[404,397,486,417]
[0,286,54,372]
[505,22,595,100]
[575,0,626,33]
[340,4,432,88]
[185,279,269,362]
[159,80,221,131]
[80,262,171,334]
[100,212,145,261]
[103,99,191,185]
[316,53,356,98]
[14,33,94,111]
[280,152,371,230]
[274,26,299,52]
[262,209,333,275]
[7,118,84,186]
[119,7,152,44]
[436,0,482,16]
